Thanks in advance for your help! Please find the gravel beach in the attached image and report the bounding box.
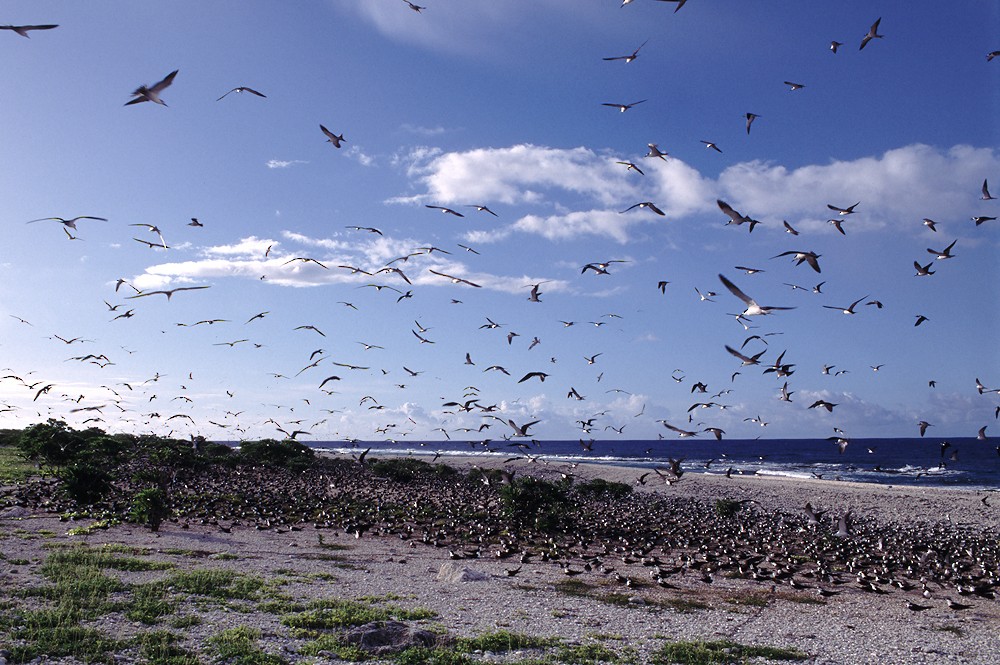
[1,455,998,664]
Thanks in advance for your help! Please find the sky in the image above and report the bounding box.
[0,0,998,444]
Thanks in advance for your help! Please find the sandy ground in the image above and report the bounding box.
[1,458,998,664]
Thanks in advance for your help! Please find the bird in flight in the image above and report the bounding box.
[425,205,464,217]
[827,201,861,215]
[830,41,843,53]
[655,0,688,12]
[1,24,59,38]
[616,160,645,175]
[745,113,760,134]
[823,295,868,315]
[772,250,822,273]
[603,40,648,63]
[127,286,210,300]
[27,215,107,230]
[927,239,957,260]
[700,140,722,153]
[621,201,665,216]
[125,70,178,106]
[466,205,498,216]
[402,0,425,11]
[859,17,883,50]
[645,143,669,160]
[719,274,794,316]
[217,86,267,101]
[602,100,646,113]
[982,179,996,200]
[784,81,805,91]
[428,269,481,287]
[320,125,345,148]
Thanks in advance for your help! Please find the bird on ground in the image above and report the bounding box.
[1,24,59,38]
[772,250,821,273]
[823,295,868,315]
[320,124,345,147]
[428,269,481,287]
[621,201,665,216]
[125,70,178,106]
[603,40,647,63]
[860,17,883,50]
[127,286,210,300]
[425,205,464,217]
[603,100,646,112]
[217,86,266,101]
[927,240,957,260]
[27,216,107,230]
[719,274,793,316]
[745,113,760,134]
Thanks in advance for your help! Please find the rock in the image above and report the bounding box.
[341,620,439,653]
[437,561,489,583]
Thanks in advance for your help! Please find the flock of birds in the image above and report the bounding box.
[1,9,999,478]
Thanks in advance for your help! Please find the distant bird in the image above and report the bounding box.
[506,419,541,437]
[621,201,665,216]
[719,274,793,316]
[830,41,843,53]
[988,50,1000,62]
[922,218,938,232]
[716,200,759,231]
[982,179,996,200]
[914,315,929,327]
[784,81,805,91]
[27,215,107,230]
[700,140,722,153]
[859,17,883,50]
[913,261,935,276]
[745,113,760,134]
[603,100,646,112]
[809,400,838,412]
[127,286,210,300]
[725,345,765,366]
[972,216,997,226]
[655,0,688,12]
[346,225,383,235]
[125,69,178,106]
[660,421,699,438]
[603,40,647,63]
[827,201,860,215]
[425,205,464,217]
[216,86,266,101]
[428,269,481,288]
[402,0,425,11]
[823,295,868,315]
[466,205,498,216]
[517,371,548,383]
[1,24,59,38]
[918,421,932,437]
[188,218,203,227]
[320,124,345,148]
[927,239,957,260]
[615,161,645,175]
[782,220,799,235]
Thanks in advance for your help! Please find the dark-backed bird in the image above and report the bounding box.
[425,205,464,217]
[859,17,883,50]
[745,113,760,134]
[217,86,266,101]
[603,100,646,113]
[320,124,345,148]
[719,274,794,316]
[772,250,821,273]
[927,239,957,260]
[125,70,178,106]
[127,286,210,300]
[603,40,647,63]
[27,215,107,230]
[1,24,59,38]
[621,201,665,216]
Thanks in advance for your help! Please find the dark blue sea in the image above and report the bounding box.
[289,437,1000,491]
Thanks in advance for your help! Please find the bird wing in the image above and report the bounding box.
[718,274,754,306]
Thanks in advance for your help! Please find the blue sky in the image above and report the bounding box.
[1,1,997,443]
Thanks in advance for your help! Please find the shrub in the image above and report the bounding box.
[238,439,314,471]
[129,488,171,531]
[499,477,570,533]
[575,478,633,500]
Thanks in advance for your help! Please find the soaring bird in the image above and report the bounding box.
[913,261,935,276]
[126,286,210,300]
[125,70,178,106]
[830,41,843,53]
[859,17,883,50]
[425,205,464,217]
[603,40,647,63]
[621,201,665,216]
[428,269,481,287]
[1,24,59,38]
[216,86,266,101]
[615,160,645,175]
[700,140,722,153]
[745,113,760,134]
[27,215,107,230]
[602,100,646,113]
[784,81,805,91]
[645,143,669,160]
[809,400,838,412]
[718,274,794,316]
[927,239,957,260]
[320,124,345,148]
[823,295,868,315]
[772,250,821,273]
[827,201,861,215]
[982,179,996,200]
[655,0,688,12]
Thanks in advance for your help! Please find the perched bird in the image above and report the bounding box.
[320,124,345,148]
[860,17,883,50]
[125,70,178,106]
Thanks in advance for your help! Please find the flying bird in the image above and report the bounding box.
[216,86,267,101]
[823,295,868,315]
[772,250,821,273]
[320,124,345,148]
[1,24,59,38]
[125,70,178,106]
[784,81,805,91]
[982,179,996,200]
[425,205,465,217]
[655,0,688,12]
[616,161,645,175]
[745,113,760,134]
[718,274,794,316]
[603,40,648,63]
[602,100,646,112]
[859,17,883,50]
[913,261,935,276]
[621,201,665,216]
[126,286,210,300]
[645,143,669,160]
[428,269,481,287]
[700,140,722,153]
[466,205,498,216]
[927,239,957,260]
[830,41,843,53]
[782,220,799,235]
[27,215,107,230]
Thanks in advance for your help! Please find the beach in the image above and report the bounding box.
[2,454,998,664]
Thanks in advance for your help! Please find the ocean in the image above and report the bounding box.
[288,437,1000,491]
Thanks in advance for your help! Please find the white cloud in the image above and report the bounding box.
[266,159,307,169]
[202,236,276,257]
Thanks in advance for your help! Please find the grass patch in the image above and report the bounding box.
[137,629,200,665]
[282,597,437,630]
[124,582,176,624]
[658,597,710,613]
[0,442,37,483]
[394,647,475,665]
[208,625,287,664]
[556,643,625,663]
[168,614,202,629]
[554,579,596,598]
[299,634,371,660]
[651,639,807,664]
[455,630,557,652]
[165,569,266,600]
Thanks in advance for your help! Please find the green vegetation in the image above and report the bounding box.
[137,630,200,665]
[574,478,633,500]
[455,630,557,652]
[129,487,171,531]
[714,498,745,519]
[238,438,314,470]
[0,438,37,483]
[282,597,437,631]
[500,476,572,532]
[208,626,287,664]
[651,639,807,664]
[165,568,267,600]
